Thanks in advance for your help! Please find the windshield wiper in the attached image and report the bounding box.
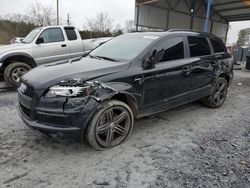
[89,54,119,62]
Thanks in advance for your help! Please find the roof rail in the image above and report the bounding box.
[168,29,214,36]
[168,29,193,32]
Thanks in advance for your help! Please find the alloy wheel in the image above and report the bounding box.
[95,106,132,148]
[213,82,227,106]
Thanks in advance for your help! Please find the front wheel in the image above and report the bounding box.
[202,77,228,108]
[4,62,31,86]
[86,100,134,150]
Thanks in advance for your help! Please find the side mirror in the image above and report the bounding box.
[152,49,164,64]
[143,49,165,69]
[36,37,44,44]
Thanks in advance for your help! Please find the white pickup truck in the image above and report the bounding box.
[0,25,111,86]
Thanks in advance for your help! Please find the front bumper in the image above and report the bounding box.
[18,86,99,140]
[18,106,82,139]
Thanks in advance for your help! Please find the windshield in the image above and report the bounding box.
[23,28,42,43]
[89,34,159,61]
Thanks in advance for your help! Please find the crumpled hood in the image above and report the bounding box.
[22,57,130,89]
[0,43,31,57]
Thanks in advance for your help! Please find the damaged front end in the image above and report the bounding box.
[41,78,119,130]
[45,78,118,102]
[18,77,121,140]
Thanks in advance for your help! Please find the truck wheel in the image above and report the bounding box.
[202,77,228,108]
[4,62,31,86]
[86,100,134,150]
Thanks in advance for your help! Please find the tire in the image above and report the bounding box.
[4,62,31,86]
[86,100,134,150]
[202,77,228,108]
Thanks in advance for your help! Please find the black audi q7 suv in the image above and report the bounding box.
[18,30,234,150]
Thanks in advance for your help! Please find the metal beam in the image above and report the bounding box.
[173,0,182,9]
[183,0,191,10]
[57,0,59,25]
[194,1,204,14]
[206,0,227,22]
[136,0,159,5]
[204,0,212,32]
[164,0,173,9]
[135,5,140,31]
[225,13,250,21]
[212,0,244,7]
[217,5,250,12]
[225,23,229,43]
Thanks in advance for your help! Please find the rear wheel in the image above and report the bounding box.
[202,77,228,108]
[86,100,134,150]
[4,62,31,86]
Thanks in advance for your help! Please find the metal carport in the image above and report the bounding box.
[135,0,250,42]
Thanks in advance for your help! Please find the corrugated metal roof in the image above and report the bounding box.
[212,0,250,21]
[136,0,250,22]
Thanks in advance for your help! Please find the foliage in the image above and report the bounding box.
[84,13,113,32]
[125,20,136,32]
[0,7,136,44]
[5,3,56,26]
[0,20,36,44]
[79,29,122,39]
[27,3,57,26]
[0,3,57,44]
[237,29,247,46]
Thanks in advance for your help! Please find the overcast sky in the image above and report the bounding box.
[0,0,135,28]
[1,0,249,44]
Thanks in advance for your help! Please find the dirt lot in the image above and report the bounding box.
[0,69,250,188]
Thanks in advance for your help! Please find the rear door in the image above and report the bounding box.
[187,35,216,100]
[142,36,193,110]
[33,27,70,64]
[64,27,85,58]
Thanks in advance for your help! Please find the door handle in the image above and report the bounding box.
[134,78,142,82]
[61,44,67,47]
[215,55,222,58]
[183,66,192,76]
[183,66,190,72]
[134,77,143,85]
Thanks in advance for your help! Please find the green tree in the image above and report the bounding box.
[0,20,36,44]
[237,29,247,46]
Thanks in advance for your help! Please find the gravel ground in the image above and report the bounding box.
[0,69,250,188]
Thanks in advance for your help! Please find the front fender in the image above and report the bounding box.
[103,82,142,103]
[0,52,36,68]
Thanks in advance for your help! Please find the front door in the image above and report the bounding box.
[33,27,70,65]
[142,36,193,111]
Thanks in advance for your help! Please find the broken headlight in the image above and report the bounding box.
[45,85,91,98]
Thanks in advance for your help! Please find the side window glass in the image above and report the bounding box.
[39,28,64,43]
[188,36,211,57]
[211,38,226,53]
[156,37,184,62]
[65,28,77,41]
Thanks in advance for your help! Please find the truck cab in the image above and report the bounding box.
[0,26,86,86]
